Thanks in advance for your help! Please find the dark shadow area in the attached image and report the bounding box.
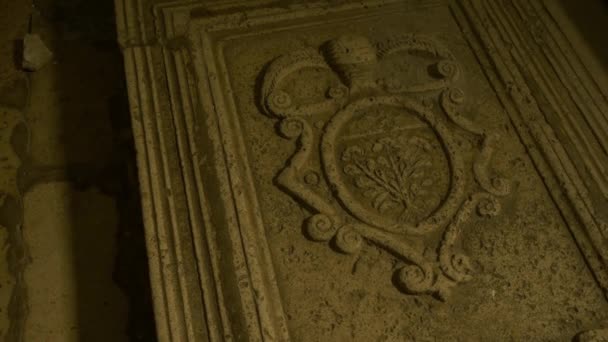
[28,0,157,340]
[106,86,159,342]
[0,39,29,109]
[556,0,608,71]
[12,39,23,71]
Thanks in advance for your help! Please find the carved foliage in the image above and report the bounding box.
[341,136,434,219]
[260,34,511,300]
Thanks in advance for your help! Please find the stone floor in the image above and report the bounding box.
[0,0,155,340]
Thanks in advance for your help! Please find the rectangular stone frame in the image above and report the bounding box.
[115,0,608,341]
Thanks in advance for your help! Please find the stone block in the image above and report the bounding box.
[116,0,608,340]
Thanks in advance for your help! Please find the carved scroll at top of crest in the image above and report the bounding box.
[261,34,462,119]
[259,33,512,301]
[377,34,456,60]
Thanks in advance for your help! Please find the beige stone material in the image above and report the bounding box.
[22,34,53,72]
[116,0,608,340]
[23,182,128,342]
[0,3,31,339]
[0,104,26,341]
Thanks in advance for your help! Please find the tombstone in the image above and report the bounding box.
[115,0,608,340]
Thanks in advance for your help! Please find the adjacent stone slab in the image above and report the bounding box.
[116,0,608,340]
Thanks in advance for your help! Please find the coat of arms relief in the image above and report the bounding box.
[259,34,511,300]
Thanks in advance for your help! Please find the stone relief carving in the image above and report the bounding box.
[260,34,511,300]
[117,0,608,338]
[576,328,608,342]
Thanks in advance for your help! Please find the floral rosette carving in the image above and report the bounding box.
[260,34,511,300]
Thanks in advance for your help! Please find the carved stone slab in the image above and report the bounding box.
[115,0,608,340]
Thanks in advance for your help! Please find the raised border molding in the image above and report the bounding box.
[453,0,608,296]
[114,0,608,340]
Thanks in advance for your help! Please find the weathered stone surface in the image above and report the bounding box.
[0,104,27,342]
[116,0,608,340]
[577,328,608,342]
[0,106,25,201]
[0,227,13,340]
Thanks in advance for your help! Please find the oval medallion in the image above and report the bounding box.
[321,96,465,234]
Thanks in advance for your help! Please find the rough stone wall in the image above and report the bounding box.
[0,0,156,340]
[0,1,33,340]
[116,0,608,340]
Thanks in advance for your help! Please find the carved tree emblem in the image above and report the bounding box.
[260,34,511,300]
[342,136,435,222]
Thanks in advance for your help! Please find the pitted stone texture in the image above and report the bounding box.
[117,0,608,340]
